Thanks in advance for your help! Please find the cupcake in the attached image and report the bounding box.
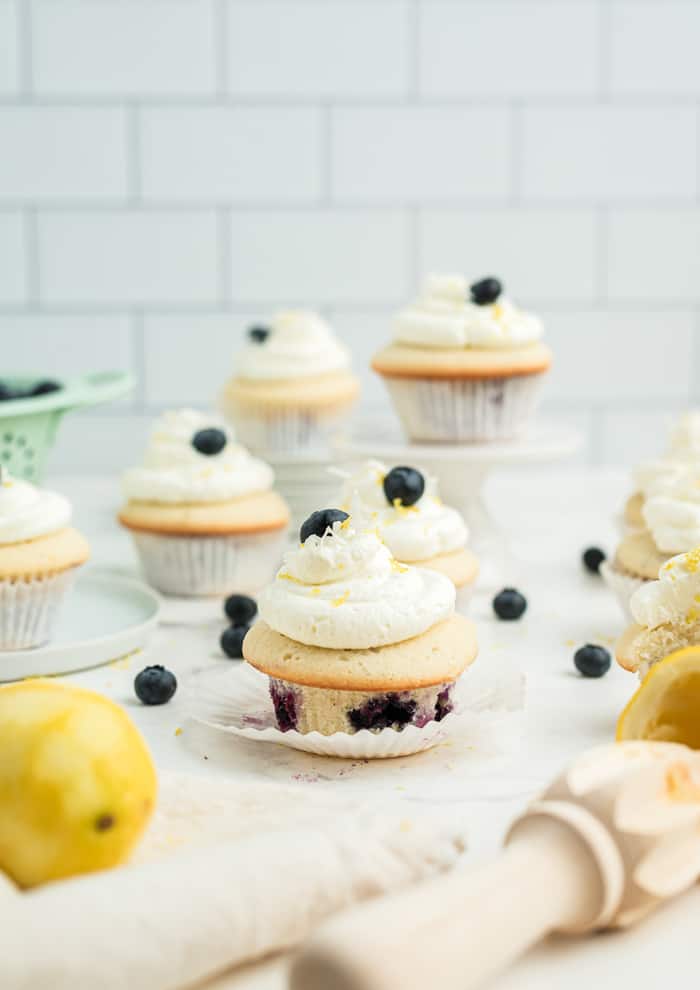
[243,509,478,736]
[371,274,551,442]
[338,461,478,607]
[118,409,290,597]
[220,311,360,456]
[616,546,700,679]
[0,469,89,649]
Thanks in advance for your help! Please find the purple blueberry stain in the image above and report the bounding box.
[434,684,454,722]
[348,694,417,732]
[269,680,299,732]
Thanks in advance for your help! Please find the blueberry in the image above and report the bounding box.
[300,508,349,543]
[383,466,425,508]
[493,588,527,620]
[582,547,606,574]
[470,277,503,306]
[248,324,270,344]
[224,593,257,625]
[574,644,611,678]
[31,380,61,397]
[134,665,177,705]
[221,624,249,659]
[192,428,227,456]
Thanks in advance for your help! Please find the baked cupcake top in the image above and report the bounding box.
[235,310,351,381]
[0,469,71,545]
[630,546,700,630]
[122,408,274,504]
[392,274,543,351]
[258,511,455,650]
[339,461,467,563]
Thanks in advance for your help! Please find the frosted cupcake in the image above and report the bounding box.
[616,547,700,679]
[338,461,478,607]
[243,509,478,736]
[118,409,290,597]
[0,469,89,649]
[372,274,551,442]
[220,311,360,455]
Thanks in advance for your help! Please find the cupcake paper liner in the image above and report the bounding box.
[600,560,649,622]
[382,373,545,443]
[131,529,287,597]
[226,406,350,457]
[0,568,78,650]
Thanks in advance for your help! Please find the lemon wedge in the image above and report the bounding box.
[617,646,700,748]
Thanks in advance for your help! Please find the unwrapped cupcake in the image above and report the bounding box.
[0,469,89,649]
[372,274,551,442]
[338,460,478,608]
[220,311,360,455]
[118,409,290,597]
[243,508,478,736]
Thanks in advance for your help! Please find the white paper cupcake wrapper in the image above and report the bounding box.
[131,529,287,597]
[187,655,525,760]
[226,406,350,457]
[382,373,545,442]
[600,560,649,622]
[0,569,78,650]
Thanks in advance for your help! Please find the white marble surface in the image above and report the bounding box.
[40,469,700,989]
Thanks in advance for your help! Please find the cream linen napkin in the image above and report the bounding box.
[0,772,466,990]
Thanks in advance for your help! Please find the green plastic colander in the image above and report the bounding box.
[0,370,134,481]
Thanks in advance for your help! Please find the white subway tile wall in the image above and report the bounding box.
[0,0,696,471]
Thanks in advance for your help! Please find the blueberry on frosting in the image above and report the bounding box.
[248,324,270,344]
[470,277,502,306]
[299,508,349,543]
[383,466,425,508]
[192,427,227,456]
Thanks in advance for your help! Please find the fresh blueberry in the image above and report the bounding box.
[493,588,527,620]
[470,277,503,306]
[224,593,257,625]
[192,428,227,456]
[221,624,249,659]
[134,665,177,705]
[248,324,270,344]
[582,547,606,574]
[383,466,425,508]
[300,508,349,543]
[31,380,61,397]
[574,644,611,678]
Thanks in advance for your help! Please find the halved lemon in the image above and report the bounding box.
[617,646,700,748]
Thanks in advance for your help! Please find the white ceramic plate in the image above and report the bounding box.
[0,570,160,681]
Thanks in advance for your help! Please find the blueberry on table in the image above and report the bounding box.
[470,277,503,306]
[493,588,527,620]
[300,508,349,543]
[248,325,270,344]
[221,625,249,659]
[192,428,227,456]
[224,593,257,626]
[574,644,611,678]
[582,547,606,574]
[134,665,177,705]
[31,380,61,397]
[383,466,425,508]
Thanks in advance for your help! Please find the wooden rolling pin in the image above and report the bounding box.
[291,741,700,990]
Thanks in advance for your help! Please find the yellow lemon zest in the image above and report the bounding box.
[278,572,305,586]
[332,590,350,607]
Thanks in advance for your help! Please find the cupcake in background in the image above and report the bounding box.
[118,409,289,597]
[338,460,478,609]
[372,274,551,442]
[243,510,478,736]
[220,311,360,456]
[0,469,89,649]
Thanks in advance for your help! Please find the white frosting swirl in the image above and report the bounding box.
[122,409,274,504]
[235,310,351,380]
[633,458,696,500]
[631,547,700,629]
[393,274,543,350]
[340,460,468,562]
[258,520,455,649]
[0,472,71,545]
[644,496,700,554]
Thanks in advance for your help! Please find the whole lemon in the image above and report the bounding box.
[0,680,157,888]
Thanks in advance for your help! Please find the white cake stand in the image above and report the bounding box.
[335,421,583,588]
